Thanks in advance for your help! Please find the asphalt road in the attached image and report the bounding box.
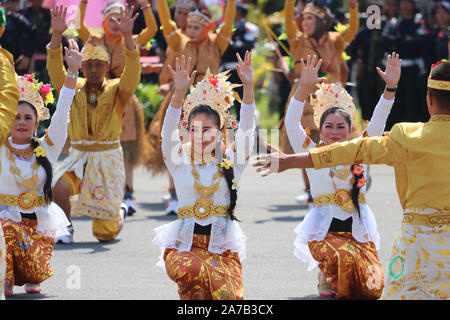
[7,162,403,300]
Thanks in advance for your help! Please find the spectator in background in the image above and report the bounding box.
[349,0,397,121]
[0,0,37,75]
[382,0,428,129]
[431,1,450,61]
[220,1,259,119]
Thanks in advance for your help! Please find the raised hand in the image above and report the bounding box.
[51,5,68,35]
[169,55,197,108]
[376,52,402,88]
[299,55,326,89]
[236,50,254,86]
[64,39,83,73]
[111,5,139,36]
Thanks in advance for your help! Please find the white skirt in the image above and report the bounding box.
[0,203,70,239]
[293,203,380,271]
[153,217,247,270]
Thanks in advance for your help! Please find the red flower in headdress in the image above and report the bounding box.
[208,76,219,88]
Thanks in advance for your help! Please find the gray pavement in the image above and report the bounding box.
[7,162,403,300]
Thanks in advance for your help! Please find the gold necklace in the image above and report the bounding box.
[5,139,34,159]
[183,142,218,166]
[6,147,39,191]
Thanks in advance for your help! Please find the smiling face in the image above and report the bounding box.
[12,102,39,144]
[319,111,351,145]
[189,112,222,155]
[301,12,316,37]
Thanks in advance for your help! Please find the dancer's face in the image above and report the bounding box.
[175,7,190,31]
[301,13,316,36]
[187,22,208,43]
[12,103,39,144]
[105,13,122,37]
[320,113,351,145]
[189,113,222,155]
[82,60,109,85]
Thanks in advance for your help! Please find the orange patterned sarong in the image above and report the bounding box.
[308,232,384,299]
[164,234,244,300]
[2,218,54,286]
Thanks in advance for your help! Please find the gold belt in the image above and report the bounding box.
[313,189,366,213]
[178,198,229,220]
[71,142,121,152]
[402,212,450,227]
[0,191,48,211]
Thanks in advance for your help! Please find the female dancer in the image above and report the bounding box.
[76,0,157,216]
[1,39,81,296]
[283,53,401,299]
[146,0,236,215]
[153,51,255,300]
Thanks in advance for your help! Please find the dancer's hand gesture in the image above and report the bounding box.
[51,5,68,35]
[169,55,197,108]
[236,50,254,86]
[294,55,327,102]
[64,39,83,73]
[376,52,402,88]
[111,5,139,36]
[253,143,290,177]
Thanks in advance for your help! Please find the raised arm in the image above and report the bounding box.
[135,0,158,47]
[285,55,326,152]
[340,0,360,43]
[157,0,181,51]
[366,52,401,136]
[76,0,91,43]
[162,56,197,172]
[47,5,69,93]
[0,48,19,146]
[285,0,300,42]
[216,0,236,56]
[44,39,81,163]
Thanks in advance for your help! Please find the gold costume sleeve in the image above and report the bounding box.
[118,47,141,108]
[0,49,19,146]
[215,0,236,55]
[285,0,300,42]
[309,124,407,169]
[341,5,359,43]
[46,45,67,93]
[136,8,158,47]
[157,0,181,51]
[76,2,91,43]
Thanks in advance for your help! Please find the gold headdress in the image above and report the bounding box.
[81,42,109,62]
[102,1,125,19]
[17,74,54,121]
[427,60,450,91]
[180,69,242,130]
[187,10,212,28]
[302,3,333,30]
[310,82,356,128]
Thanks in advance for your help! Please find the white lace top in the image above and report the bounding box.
[153,102,255,266]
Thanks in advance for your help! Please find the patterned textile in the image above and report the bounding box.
[2,219,54,286]
[382,224,450,300]
[164,234,244,300]
[308,232,384,299]
[0,226,5,300]
[54,147,125,221]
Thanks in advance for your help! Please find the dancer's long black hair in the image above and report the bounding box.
[319,107,363,217]
[19,101,53,202]
[188,104,239,221]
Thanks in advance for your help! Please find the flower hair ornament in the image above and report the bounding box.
[310,82,357,129]
[17,74,54,121]
[179,68,242,131]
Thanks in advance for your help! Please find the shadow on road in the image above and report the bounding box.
[53,239,121,254]
[266,204,309,212]
[6,292,56,300]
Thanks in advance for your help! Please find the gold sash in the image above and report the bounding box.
[313,190,366,213]
[402,212,450,227]
[0,191,48,211]
[178,199,229,220]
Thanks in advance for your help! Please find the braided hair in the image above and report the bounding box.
[319,107,364,217]
[188,104,239,221]
[19,101,53,202]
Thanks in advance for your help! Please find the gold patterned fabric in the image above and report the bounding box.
[308,232,384,299]
[382,223,449,299]
[0,192,47,211]
[0,226,5,300]
[177,204,229,220]
[2,218,54,286]
[164,234,244,300]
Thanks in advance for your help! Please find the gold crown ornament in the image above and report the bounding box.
[180,69,242,131]
[17,74,54,121]
[310,82,357,129]
[187,10,212,28]
[102,1,126,19]
[81,42,110,62]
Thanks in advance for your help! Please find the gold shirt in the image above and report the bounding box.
[46,45,141,149]
[309,117,450,211]
[0,48,19,146]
